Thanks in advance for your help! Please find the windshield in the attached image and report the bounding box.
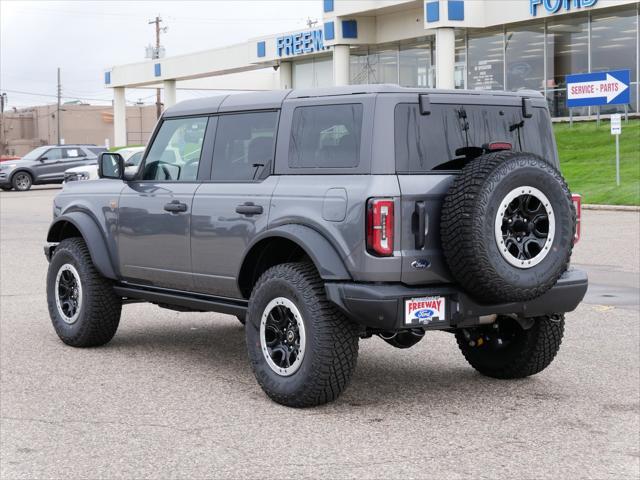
[21,146,50,160]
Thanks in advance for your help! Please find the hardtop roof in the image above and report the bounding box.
[163,85,544,117]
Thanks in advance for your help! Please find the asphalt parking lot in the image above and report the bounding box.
[1,186,638,479]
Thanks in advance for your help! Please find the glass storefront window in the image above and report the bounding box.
[292,59,314,89]
[314,57,333,87]
[368,45,398,84]
[292,56,333,88]
[506,23,545,92]
[591,7,638,113]
[399,38,434,88]
[546,14,589,116]
[350,46,369,85]
[454,30,466,89]
[467,29,504,90]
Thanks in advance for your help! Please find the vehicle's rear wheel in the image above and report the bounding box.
[441,151,575,303]
[46,238,122,347]
[12,172,32,191]
[245,262,359,408]
[455,315,564,379]
[379,329,425,349]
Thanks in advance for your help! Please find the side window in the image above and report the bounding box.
[289,104,363,169]
[63,148,82,159]
[141,117,208,181]
[43,148,64,161]
[127,151,144,167]
[211,111,278,182]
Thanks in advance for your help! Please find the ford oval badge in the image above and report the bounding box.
[411,259,430,270]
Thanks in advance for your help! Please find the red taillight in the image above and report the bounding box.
[572,194,582,244]
[366,198,394,257]
[487,142,512,151]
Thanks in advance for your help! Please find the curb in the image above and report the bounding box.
[583,204,640,212]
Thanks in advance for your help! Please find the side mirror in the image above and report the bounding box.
[39,156,48,162]
[98,152,124,179]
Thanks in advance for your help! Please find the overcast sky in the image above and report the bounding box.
[0,0,321,108]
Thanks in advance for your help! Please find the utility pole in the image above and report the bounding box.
[57,67,61,144]
[148,16,166,119]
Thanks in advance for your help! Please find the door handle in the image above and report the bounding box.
[235,202,263,216]
[413,201,427,250]
[164,200,188,213]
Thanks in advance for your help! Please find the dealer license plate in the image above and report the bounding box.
[405,296,446,326]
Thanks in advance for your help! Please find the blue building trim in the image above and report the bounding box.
[323,0,334,13]
[324,21,335,41]
[448,0,464,21]
[342,20,358,39]
[154,63,161,77]
[257,41,266,58]
[426,1,440,23]
[104,71,111,85]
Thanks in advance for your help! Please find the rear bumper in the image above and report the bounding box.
[325,269,588,331]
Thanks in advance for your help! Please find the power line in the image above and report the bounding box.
[9,6,306,24]
[2,88,146,105]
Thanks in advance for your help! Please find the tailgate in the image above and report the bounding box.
[397,174,455,286]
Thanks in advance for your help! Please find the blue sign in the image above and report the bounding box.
[530,0,597,17]
[276,30,325,58]
[566,70,631,108]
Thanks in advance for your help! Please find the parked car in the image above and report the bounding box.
[44,86,587,408]
[64,147,145,183]
[0,145,106,191]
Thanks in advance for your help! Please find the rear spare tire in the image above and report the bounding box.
[441,151,575,303]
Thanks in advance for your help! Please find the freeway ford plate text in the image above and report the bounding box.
[405,296,446,326]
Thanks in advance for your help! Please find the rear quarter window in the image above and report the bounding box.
[288,104,363,169]
[395,103,557,173]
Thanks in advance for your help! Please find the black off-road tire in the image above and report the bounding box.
[381,329,425,349]
[441,151,575,303]
[455,315,564,379]
[46,238,122,347]
[245,262,359,408]
[11,171,32,191]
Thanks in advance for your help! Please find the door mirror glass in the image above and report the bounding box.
[98,152,124,179]
[39,156,48,162]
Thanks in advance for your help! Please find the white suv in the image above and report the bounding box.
[63,147,145,182]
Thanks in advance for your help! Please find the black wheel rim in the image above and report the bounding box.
[260,297,306,376]
[55,264,82,324]
[495,186,555,269]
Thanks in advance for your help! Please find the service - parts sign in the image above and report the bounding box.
[405,296,446,325]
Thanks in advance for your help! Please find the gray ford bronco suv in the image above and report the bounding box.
[45,85,588,407]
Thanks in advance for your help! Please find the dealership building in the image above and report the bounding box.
[105,0,639,145]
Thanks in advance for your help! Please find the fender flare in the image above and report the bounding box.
[241,224,351,281]
[47,212,117,280]
[9,168,35,184]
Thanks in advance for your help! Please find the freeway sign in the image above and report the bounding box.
[566,70,630,108]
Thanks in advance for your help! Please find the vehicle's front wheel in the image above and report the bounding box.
[46,238,122,347]
[245,263,359,408]
[455,315,564,379]
[11,172,32,191]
